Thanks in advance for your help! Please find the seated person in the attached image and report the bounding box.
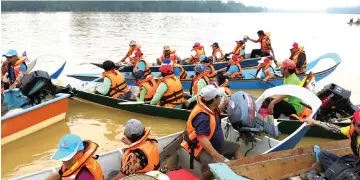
[255,57,275,82]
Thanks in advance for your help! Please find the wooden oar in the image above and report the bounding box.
[118,101,146,105]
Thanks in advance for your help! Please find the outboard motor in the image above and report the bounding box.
[316,83,358,122]
[18,70,53,106]
[227,91,280,141]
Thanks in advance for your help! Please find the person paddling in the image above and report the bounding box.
[156,45,181,65]
[189,42,205,64]
[162,58,189,80]
[45,134,103,180]
[2,49,28,90]
[119,40,141,64]
[133,71,156,102]
[301,109,360,180]
[289,42,307,74]
[181,85,243,180]
[184,64,210,108]
[247,30,276,60]
[199,55,217,78]
[255,57,275,82]
[132,49,152,78]
[219,55,243,79]
[95,60,132,100]
[111,119,160,180]
[150,64,185,108]
[224,40,246,61]
[210,42,225,62]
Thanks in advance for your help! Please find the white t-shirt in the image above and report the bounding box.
[190,50,197,57]
[215,51,222,59]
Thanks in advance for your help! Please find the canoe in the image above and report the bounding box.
[10,112,315,180]
[1,89,70,145]
[67,53,341,89]
[209,139,351,180]
[90,53,266,72]
[52,79,348,139]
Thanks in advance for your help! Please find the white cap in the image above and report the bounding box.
[200,85,225,101]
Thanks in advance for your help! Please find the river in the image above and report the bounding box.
[1,12,360,179]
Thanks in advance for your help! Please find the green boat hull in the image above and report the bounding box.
[75,90,348,140]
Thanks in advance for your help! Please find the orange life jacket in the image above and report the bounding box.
[191,46,205,64]
[138,75,156,101]
[191,72,210,95]
[135,58,152,77]
[290,46,307,74]
[156,74,185,108]
[212,47,225,62]
[219,79,232,95]
[3,57,28,84]
[232,44,246,60]
[256,62,272,77]
[173,63,188,80]
[103,70,130,98]
[260,33,271,53]
[160,49,177,64]
[229,61,243,79]
[181,96,218,159]
[121,129,160,174]
[60,141,104,180]
[348,125,360,157]
[126,44,141,64]
[203,63,216,78]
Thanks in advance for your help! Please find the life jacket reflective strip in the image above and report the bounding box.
[103,70,129,98]
[348,125,360,157]
[260,33,271,53]
[256,62,272,77]
[191,46,205,64]
[60,141,104,180]
[160,49,177,63]
[135,59,152,77]
[203,63,216,78]
[127,44,141,64]
[138,75,156,101]
[121,129,160,173]
[191,72,210,95]
[212,48,225,61]
[173,63,188,80]
[220,79,232,95]
[229,62,243,79]
[5,57,28,84]
[181,96,217,169]
[290,46,307,74]
[157,74,185,108]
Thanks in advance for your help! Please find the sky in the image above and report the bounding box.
[237,0,360,11]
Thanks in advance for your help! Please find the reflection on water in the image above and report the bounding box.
[1,100,185,179]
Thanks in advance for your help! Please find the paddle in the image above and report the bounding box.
[250,73,276,87]
[81,76,103,91]
[118,101,146,105]
[50,60,67,79]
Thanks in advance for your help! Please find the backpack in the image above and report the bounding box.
[324,154,360,180]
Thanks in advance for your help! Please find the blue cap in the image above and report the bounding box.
[163,58,172,65]
[199,55,207,62]
[194,64,210,73]
[3,49,18,57]
[51,134,84,161]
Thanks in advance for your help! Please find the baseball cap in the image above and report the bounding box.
[124,119,145,138]
[3,49,18,57]
[129,40,137,46]
[51,134,84,161]
[353,109,360,125]
[258,57,271,64]
[236,40,244,45]
[200,85,225,101]
[159,64,174,74]
[277,59,296,70]
[291,42,299,49]
[193,42,201,47]
[163,45,170,51]
[194,64,210,73]
[211,42,219,47]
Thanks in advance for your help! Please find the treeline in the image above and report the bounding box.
[326,6,360,14]
[1,1,265,12]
